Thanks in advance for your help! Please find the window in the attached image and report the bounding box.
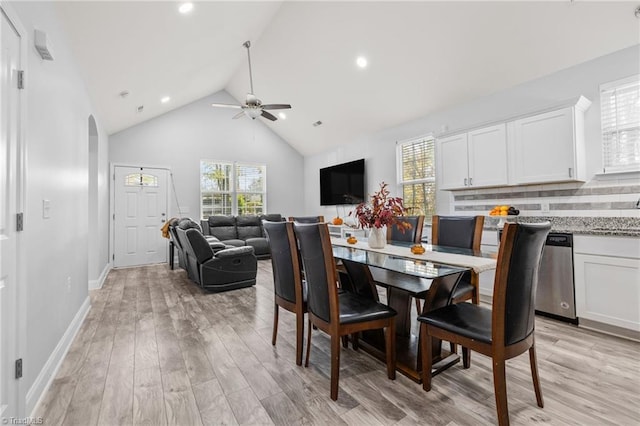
[124,173,158,187]
[200,160,266,218]
[397,136,436,217]
[600,75,640,173]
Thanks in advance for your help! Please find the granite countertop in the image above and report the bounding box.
[483,216,640,238]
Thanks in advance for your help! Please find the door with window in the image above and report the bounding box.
[113,166,168,267]
[1,6,22,419]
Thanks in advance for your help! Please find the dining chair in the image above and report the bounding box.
[288,216,325,223]
[431,215,484,304]
[419,222,551,426]
[385,215,425,314]
[386,215,425,244]
[293,222,397,400]
[263,220,307,366]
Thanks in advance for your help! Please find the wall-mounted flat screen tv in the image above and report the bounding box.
[320,159,365,205]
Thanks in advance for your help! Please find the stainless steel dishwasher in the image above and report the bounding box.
[498,230,577,323]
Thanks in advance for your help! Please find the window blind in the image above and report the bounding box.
[601,75,640,173]
[200,160,266,218]
[397,137,436,216]
[398,138,435,183]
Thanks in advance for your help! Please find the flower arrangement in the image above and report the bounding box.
[350,182,411,232]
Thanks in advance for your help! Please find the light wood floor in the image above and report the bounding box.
[35,262,640,425]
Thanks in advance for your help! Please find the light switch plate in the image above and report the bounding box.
[540,201,550,213]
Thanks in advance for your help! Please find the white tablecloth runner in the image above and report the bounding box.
[331,237,496,274]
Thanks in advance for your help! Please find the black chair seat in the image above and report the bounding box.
[451,280,475,300]
[418,303,492,344]
[339,292,397,325]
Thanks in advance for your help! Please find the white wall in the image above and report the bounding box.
[304,45,640,219]
[8,0,110,414]
[109,91,305,219]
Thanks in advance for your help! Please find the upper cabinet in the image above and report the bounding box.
[437,96,591,190]
[510,97,591,185]
[438,123,508,190]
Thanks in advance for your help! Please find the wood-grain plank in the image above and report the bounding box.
[226,388,274,426]
[191,379,238,426]
[161,369,203,426]
[133,367,167,426]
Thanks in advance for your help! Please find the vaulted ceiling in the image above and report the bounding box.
[54,1,639,156]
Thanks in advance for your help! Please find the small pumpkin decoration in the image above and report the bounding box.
[332,217,344,225]
[346,236,358,244]
[410,244,425,255]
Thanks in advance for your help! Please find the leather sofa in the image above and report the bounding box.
[174,224,257,292]
[200,214,283,259]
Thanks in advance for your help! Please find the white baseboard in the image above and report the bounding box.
[27,296,91,416]
[88,262,112,290]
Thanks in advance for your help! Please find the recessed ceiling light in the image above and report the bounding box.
[313,120,323,127]
[356,56,368,68]
[161,96,171,103]
[178,2,193,14]
[278,112,287,120]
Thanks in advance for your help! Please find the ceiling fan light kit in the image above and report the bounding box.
[211,40,291,121]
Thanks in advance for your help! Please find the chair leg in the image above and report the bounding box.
[450,342,457,355]
[462,346,470,369]
[492,358,510,426]
[420,323,433,391]
[529,345,544,408]
[304,319,312,368]
[414,298,422,314]
[295,311,304,366]
[352,333,359,351]
[272,303,279,346]
[341,336,348,348]
[330,334,341,400]
[385,320,396,380]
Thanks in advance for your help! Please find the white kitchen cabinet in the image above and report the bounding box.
[437,123,508,190]
[510,97,591,185]
[574,235,640,334]
[438,133,469,190]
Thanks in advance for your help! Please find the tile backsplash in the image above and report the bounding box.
[451,179,640,218]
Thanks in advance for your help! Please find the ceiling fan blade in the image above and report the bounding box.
[211,103,242,109]
[232,111,246,120]
[261,110,278,121]
[261,104,291,110]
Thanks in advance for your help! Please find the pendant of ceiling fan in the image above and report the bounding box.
[211,40,291,121]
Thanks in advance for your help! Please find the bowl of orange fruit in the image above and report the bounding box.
[489,205,519,216]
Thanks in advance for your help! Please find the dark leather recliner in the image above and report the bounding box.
[177,227,257,291]
[171,218,227,272]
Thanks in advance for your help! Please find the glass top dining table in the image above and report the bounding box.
[330,237,497,382]
[331,237,497,295]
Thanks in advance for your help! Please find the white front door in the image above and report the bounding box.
[113,166,168,267]
[0,7,21,419]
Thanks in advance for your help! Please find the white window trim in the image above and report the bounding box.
[600,74,640,174]
[200,160,267,218]
[396,135,437,217]
[396,134,436,186]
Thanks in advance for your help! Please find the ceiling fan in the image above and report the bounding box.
[211,41,291,121]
